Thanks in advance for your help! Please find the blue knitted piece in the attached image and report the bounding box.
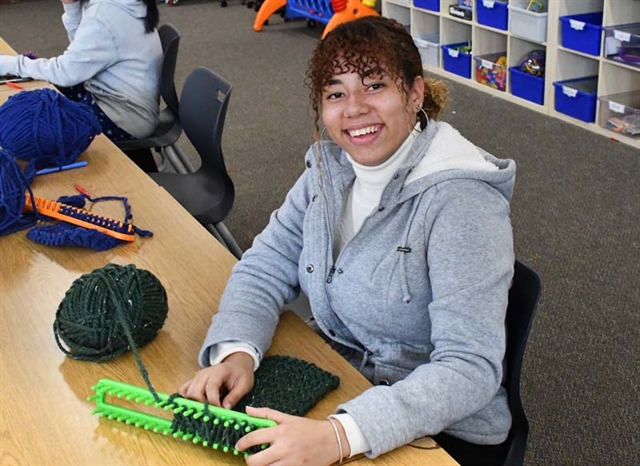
[26,223,123,251]
[0,89,101,170]
[0,149,37,236]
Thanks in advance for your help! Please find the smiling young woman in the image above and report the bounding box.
[180,16,517,466]
[320,69,424,167]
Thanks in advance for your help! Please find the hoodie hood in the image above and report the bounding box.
[407,122,498,182]
[86,0,147,18]
[392,120,516,205]
[317,120,515,206]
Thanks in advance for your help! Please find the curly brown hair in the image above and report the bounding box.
[305,16,449,140]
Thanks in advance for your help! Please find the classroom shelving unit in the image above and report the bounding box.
[381,0,640,148]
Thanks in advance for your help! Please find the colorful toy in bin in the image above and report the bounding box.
[477,55,507,91]
[449,0,473,20]
[607,114,640,137]
[455,42,473,54]
[619,45,640,65]
[518,50,546,77]
[526,0,545,13]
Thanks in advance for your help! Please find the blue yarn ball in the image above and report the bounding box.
[0,149,29,233]
[0,89,102,168]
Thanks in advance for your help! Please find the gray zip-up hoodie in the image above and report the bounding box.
[199,121,516,457]
[0,0,161,138]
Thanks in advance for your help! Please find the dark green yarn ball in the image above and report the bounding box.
[54,263,169,362]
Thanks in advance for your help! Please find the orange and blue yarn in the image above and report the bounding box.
[0,151,152,249]
[25,191,153,251]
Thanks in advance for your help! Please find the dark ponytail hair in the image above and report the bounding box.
[79,0,159,33]
[141,0,159,33]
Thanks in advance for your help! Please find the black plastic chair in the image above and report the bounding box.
[501,259,542,465]
[149,67,242,259]
[117,24,182,165]
[433,259,542,466]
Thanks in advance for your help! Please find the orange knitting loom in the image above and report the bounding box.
[23,194,136,242]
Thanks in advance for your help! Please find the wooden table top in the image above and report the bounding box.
[0,37,457,466]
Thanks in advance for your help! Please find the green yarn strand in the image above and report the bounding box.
[54,264,169,401]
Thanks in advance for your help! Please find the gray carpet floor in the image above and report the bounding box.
[1,1,639,465]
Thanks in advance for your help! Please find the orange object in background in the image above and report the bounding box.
[253,0,287,32]
[322,0,378,38]
[253,0,378,38]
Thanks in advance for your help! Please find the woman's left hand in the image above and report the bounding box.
[238,406,346,466]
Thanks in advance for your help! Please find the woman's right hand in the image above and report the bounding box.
[178,352,255,409]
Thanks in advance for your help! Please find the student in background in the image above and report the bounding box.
[180,16,516,466]
[0,0,162,152]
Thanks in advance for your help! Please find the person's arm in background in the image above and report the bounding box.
[61,0,82,42]
[0,14,116,87]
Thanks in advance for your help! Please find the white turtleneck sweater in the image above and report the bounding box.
[333,125,421,260]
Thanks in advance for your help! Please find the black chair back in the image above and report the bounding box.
[158,24,180,116]
[503,259,542,465]
[179,67,233,185]
[150,67,235,226]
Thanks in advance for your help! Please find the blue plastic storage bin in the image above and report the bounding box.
[414,0,439,12]
[477,0,508,31]
[559,12,604,56]
[509,67,544,105]
[553,76,599,123]
[442,42,472,79]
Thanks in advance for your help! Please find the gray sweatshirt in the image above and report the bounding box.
[199,121,516,457]
[0,0,162,138]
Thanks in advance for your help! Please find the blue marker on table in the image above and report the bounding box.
[35,160,88,176]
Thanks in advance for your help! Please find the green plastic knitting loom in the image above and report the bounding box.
[88,378,277,457]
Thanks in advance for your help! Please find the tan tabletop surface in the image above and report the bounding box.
[0,37,457,466]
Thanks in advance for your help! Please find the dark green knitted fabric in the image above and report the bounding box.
[54,263,168,399]
[162,356,339,455]
[234,355,340,416]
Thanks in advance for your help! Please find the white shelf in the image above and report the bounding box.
[383,0,640,149]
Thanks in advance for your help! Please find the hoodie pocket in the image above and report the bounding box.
[373,360,412,386]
